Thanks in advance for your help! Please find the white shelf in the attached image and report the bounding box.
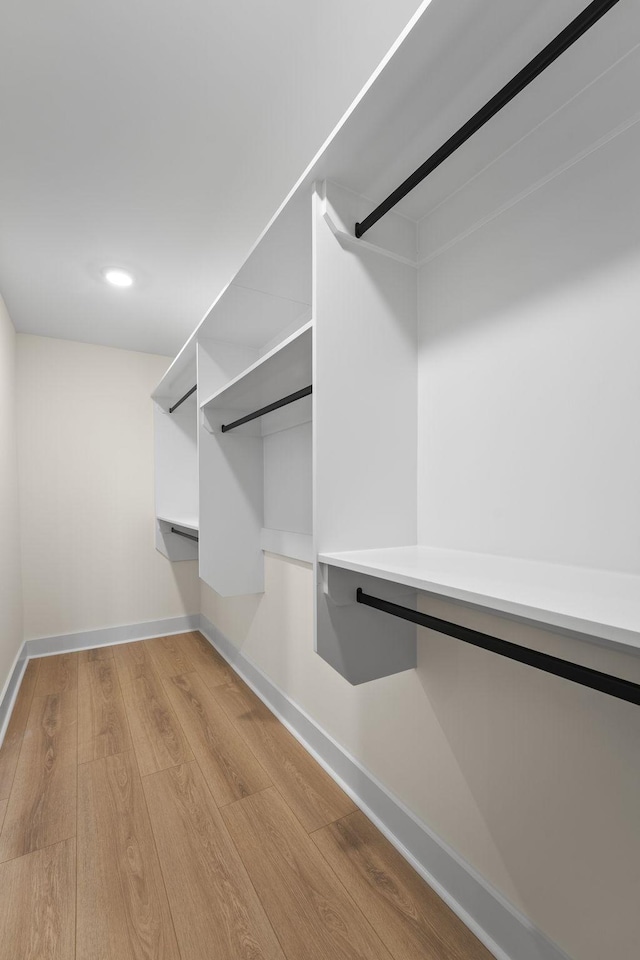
[155,516,199,563]
[200,321,312,416]
[198,319,312,596]
[318,545,640,653]
[156,515,199,533]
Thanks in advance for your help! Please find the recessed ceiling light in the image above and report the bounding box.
[103,268,134,288]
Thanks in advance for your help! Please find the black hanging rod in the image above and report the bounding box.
[221,385,312,433]
[170,526,199,542]
[169,384,197,413]
[356,588,640,707]
[355,0,622,238]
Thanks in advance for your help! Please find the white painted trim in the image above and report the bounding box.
[23,614,200,659]
[199,612,571,960]
[320,180,418,267]
[0,643,28,748]
[321,199,418,267]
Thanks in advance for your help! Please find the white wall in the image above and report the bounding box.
[201,554,640,960]
[17,335,199,640]
[0,297,23,696]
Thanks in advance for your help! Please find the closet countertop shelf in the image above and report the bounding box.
[318,545,640,652]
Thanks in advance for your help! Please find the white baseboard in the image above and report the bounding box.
[199,613,571,960]
[0,644,29,746]
[23,614,200,658]
[0,614,199,748]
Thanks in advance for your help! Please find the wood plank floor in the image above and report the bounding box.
[78,658,132,763]
[0,631,494,959]
[0,659,40,799]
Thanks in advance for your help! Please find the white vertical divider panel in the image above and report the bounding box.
[199,413,264,596]
[154,395,199,560]
[197,339,263,595]
[314,183,418,554]
[263,419,313,535]
[154,398,199,521]
[313,184,418,683]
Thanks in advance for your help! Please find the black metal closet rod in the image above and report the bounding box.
[221,385,312,433]
[356,588,640,707]
[169,384,197,413]
[355,0,622,238]
[171,526,199,542]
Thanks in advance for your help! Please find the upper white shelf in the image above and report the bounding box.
[157,515,199,533]
[318,545,640,653]
[312,0,636,226]
[200,321,312,414]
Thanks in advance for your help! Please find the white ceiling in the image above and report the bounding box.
[0,0,424,357]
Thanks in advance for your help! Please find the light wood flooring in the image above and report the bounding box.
[0,632,494,960]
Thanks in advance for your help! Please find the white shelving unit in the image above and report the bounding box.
[200,321,312,419]
[153,358,199,562]
[310,0,640,683]
[156,515,199,532]
[152,0,640,682]
[195,190,313,596]
[155,518,199,562]
[199,321,313,595]
[319,546,640,653]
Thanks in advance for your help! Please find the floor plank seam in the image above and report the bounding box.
[304,811,400,960]
[216,783,275,811]
[75,748,133,768]
[111,661,143,782]
[0,657,78,866]
[308,809,357,837]
[135,765,185,960]
[210,680,357,834]
[203,678,284,788]
[114,652,187,960]
[208,777,292,960]
[161,666,274,807]
[0,831,78,867]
